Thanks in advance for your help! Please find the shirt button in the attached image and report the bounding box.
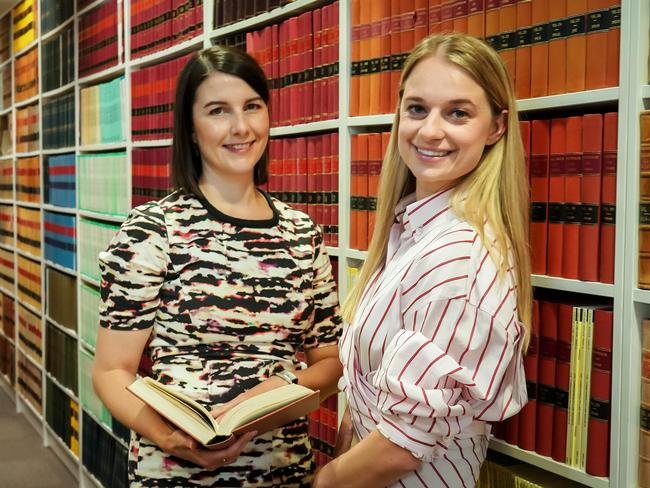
[415,227,423,236]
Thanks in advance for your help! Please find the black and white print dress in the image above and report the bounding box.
[99,190,342,487]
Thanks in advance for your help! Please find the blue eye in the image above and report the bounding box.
[450,109,468,119]
[245,102,262,111]
[406,104,427,117]
[209,107,225,115]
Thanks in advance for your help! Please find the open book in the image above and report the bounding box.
[128,377,320,448]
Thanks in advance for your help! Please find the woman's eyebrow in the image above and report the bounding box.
[203,97,263,109]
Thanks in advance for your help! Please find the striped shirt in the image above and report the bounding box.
[339,189,527,487]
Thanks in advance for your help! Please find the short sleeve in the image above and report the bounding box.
[373,298,525,462]
[99,202,170,331]
[302,227,343,349]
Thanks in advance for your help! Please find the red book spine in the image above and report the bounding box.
[530,119,550,275]
[296,137,308,214]
[547,118,566,276]
[307,136,317,222]
[599,112,617,283]
[552,303,573,462]
[562,116,583,279]
[331,132,339,247]
[518,298,539,451]
[535,300,558,457]
[578,113,603,282]
[585,308,613,476]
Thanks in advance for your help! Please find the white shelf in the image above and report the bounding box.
[643,85,650,100]
[79,275,101,289]
[15,201,40,210]
[78,209,126,223]
[79,338,96,355]
[347,114,395,127]
[15,151,41,158]
[14,95,39,109]
[77,63,125,86]
[16,298,43,318]
[516,87,619,112]
[346,248,367,260]
[0,327,14,346]
[0,57,11,70]
[0,285,15,299]
[132,139,172,147]
[0,242,14,253]
[43,259,77,278]
[0,154,13,160]
[13,40,38,59]
[325,246,339,257]
[270,119,340,137]
[41,82,75,100]
[489,439,609,488]
[42,204,76,215]
[42,146,76,155]
[78,142,127,152]
[16,344,43,371]
[45,315,78,341]
[531,275,615,297]
[0,106,12,116]
[633,288,650,304]
[16,391,43,430]
[41,17,74,43]
[15,247,42,263]
[45,371,78,404]
[211,0,330,38]
[130,35,203,69]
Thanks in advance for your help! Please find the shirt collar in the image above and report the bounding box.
[395,188,453,241]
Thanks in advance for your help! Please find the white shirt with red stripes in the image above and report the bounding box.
[339,189,527,488]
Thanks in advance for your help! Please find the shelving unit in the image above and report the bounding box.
[0,0,646,486]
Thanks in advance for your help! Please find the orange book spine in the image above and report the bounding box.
[379,0,393,114]
[604,1,620,87]
[367,133,383,244]
[515,0,533,99]
[585,0,610,90]
[562,115,582,279]
[350,0,361,117]
[400,0,416,53]
[368,1,384,115]
[439,0,454,33]
[566,0,587,93]
[467,0,486,38]
[390,1,403,112]
[357,134,370,251]
[530,119,550,275]
[452,0,469,34]
[498,0,519,81]
[414,0,429,43]
[428,0,442,34]
[358,0,372,116]
[578,113,604,282]
[547,118,566,277]
[599,112,617,284]
[530,0,549,98]
[485,0,501,52]
[350,134,360,251]
[547,0,567,95]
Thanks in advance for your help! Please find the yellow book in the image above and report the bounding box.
[566,306,583,466]
[128,377,320,448]
[577,307,595,469]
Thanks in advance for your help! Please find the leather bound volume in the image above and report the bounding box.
[640,111,650,289]
[585,308,613,477]
[518,299,540,451]
[428,0,442,34]
[547,118,567,277]
[547,0,567,95]
[368,0,384,115]
[552,303,574,463]
[498,0,518,81]
[367,133,384,243]
[452,0,468,34]
[565,0,587,92]
[530,119,550,275]
[439,0,454,33]
[358,0,371,116]
[484,0,500,53]
[536,300,559,457]
[414,0,429,43]
[599,112,617,284]
[530,0,550,97]
[466,0,485,38]
[515,0,533,99]
[562,116,583,280]
[605,1,620,87]
[350,134,361,251]
[585,0,610,90]
[349,0,361,117]
[356,134,370,251]
[578,113,603,282]
[379,0,392,114]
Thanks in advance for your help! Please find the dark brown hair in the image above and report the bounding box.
[171,45,270,196]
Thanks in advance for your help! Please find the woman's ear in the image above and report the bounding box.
[486,109,507,146]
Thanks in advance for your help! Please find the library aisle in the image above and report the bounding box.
[0,387,76,487]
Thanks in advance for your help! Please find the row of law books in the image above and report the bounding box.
[40,0,73,35]
[82,412,129,488]
[214,0,293,27]
[46,321,78,396]
[638,111,650,289]
[41,26,75,94]
[131,53,193,141]
[527,112,618,284]
[132,147,173,208]
[14,46,38,103]
[17,350,42,414]
[0,247,14,292]
[130,0,203,59]
[0,15,9,64]
[245,2,340,127]
[493,296,613,476]
[309,394,337,466]
[17,302,41,365]
[12,0,37,54]
[78,0,120,78]
[350,131,388,251]
[45,376,80,456]
[15,156,40,203]
[2,66,11,109]
[477,452,585,487]
[17,253,41,310]
[15,104,39,154]
[265,133,340,247]
[42,92,75,149]
[0,334,14,384]
[0,292,14,342]
[80,77,126,146]
[77,152,130,217]
[485,0,620,100]
[0,204,12,246]
[0,115,11,156]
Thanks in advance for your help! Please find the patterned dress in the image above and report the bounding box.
[99,190,342,487]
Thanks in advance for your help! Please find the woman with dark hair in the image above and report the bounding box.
[92,45,342,487]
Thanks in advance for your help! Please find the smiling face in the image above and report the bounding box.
[192,71,269,184]
[397,54,506,200]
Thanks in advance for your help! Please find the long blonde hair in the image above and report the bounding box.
[342,33,532,349]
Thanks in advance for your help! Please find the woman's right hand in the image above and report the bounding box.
[160,429,257,470]
[334,405,354,457]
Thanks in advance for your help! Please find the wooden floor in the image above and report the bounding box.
[0,384,78,487]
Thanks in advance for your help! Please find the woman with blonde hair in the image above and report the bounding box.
[313,33,530,488]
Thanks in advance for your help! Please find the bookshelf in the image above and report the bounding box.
[0,0,646,486]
